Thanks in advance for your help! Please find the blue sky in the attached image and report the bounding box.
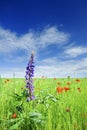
[0,0,87,78]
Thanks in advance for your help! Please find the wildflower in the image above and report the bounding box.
[56,86,64,93]
[77,87,81,92]
[7,79,10,82]
[12,113,17,118]
[25,51,35,101]
[64,87,70,92]
[57,82,61,85]
[76,79,80,82]
[67,82,71,85]
[4,79,10,83]
[66,108,70,112]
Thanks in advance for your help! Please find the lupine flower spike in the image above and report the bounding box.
[25,51,35,102]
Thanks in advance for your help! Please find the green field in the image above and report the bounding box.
[0,77,87,130]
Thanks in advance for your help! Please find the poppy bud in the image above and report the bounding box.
[12,113,17,118]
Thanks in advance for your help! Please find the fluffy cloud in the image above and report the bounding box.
[0,26,70,65]
[36,26,69,48]
[64,46,87,57]
[34,57,87,78]
[0,26,87,78]
[1,57,86,78]
[0,26,69,54]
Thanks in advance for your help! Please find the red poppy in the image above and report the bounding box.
[76,79,80,82]
[64,87,70,92]
[77,87,81,92]
[56,87,64,93]
[12,113,17,118]
[67,82,71,85]
[66,108,70,112]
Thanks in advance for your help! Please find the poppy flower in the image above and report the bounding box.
[67,82,71,85]
[4,79,10,83]
[56,87,64,93]
[12,113,17,118]
[66,108,70,112]
[76,79,80,82]
[77,87,81,92]
[64,87,70,92]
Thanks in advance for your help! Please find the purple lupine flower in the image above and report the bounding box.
[25,51,35,101]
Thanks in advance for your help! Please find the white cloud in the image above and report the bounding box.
[0,26,87,78]
[0,26,69,55]
[0,27,17,53]
[64,46,87,57]
[1,57,87,78]
[34,57,87,78]
[37,26,69,48]
[0,67,25,78]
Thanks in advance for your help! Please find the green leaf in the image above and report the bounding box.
[29,111,45,124]
[9,119,24,130]
[29,111,42,118]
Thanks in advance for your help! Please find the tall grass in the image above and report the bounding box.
[0,77,87,130]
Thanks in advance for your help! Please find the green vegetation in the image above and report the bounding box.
[0,77,87,130]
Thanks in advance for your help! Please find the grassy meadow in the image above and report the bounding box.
[0,77,87,130]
